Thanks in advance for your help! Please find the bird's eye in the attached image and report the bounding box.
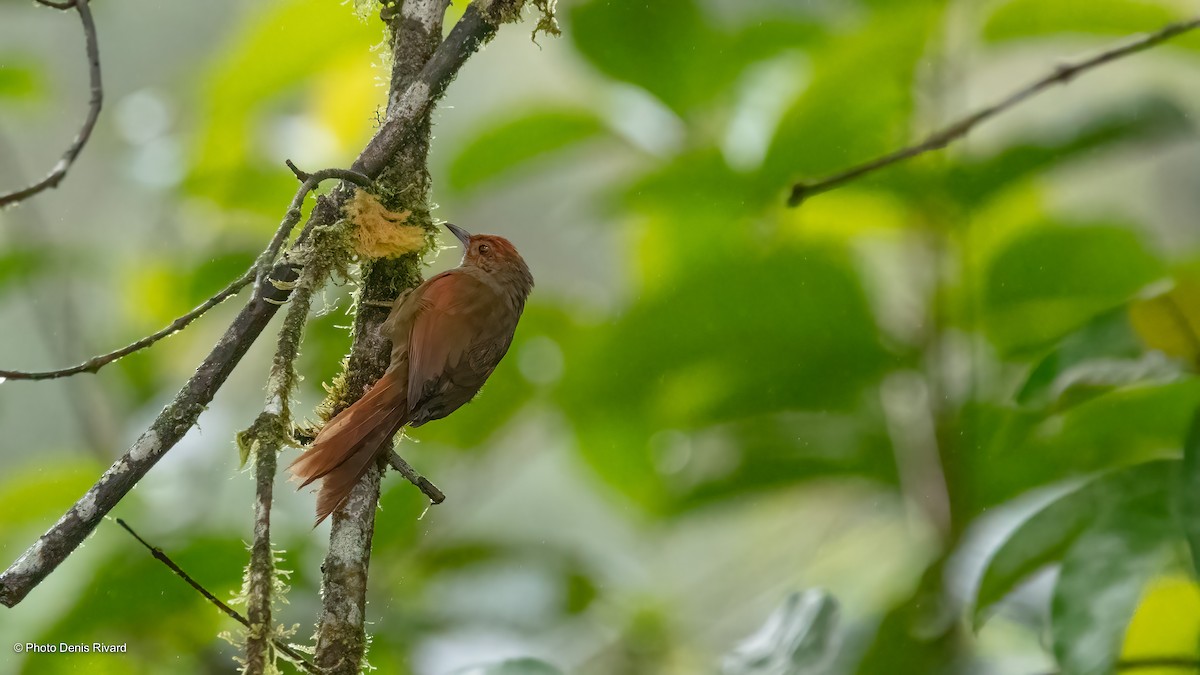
[478,243,491,255]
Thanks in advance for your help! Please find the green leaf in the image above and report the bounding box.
[570,0,719,113]
[0,461,104,530]
[560,243,893,510]
[721,590,840,675]
[1182,408,1200,580]
[982,224,1165,355]
[0,247,51,292]
[1051,494,1176,675]
[448,109,607,192]
[187,0,383,214]
[947,96,1191,207]
[983,0,1189,44]
[0,58,42,100]
[761,4,941,189]
[1015,309,1147,408]
[974,460,1175,629]
[453,658,565,675]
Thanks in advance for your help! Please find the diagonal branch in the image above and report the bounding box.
[0,165,359,608]
[0,0,102,208]
[787,16,1200,207]
[0,0,527,612]
[114,519,317,673]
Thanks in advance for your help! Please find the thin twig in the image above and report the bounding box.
[0,270,253,381]
[0,0,102,208]
[0,162,367,383]
[389,450,445,504]
[788,16,1200,206]
[256,162,372,289]
[114,519,317,673]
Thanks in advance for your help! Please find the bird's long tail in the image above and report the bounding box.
[288,369,408,524]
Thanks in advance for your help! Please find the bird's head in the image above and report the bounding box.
[444,223,534,294]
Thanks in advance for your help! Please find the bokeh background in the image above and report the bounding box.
[3,0,1200,673]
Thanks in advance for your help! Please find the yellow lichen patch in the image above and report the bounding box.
[344,189,425,259]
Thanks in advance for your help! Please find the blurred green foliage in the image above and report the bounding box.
[5,0,1200,673]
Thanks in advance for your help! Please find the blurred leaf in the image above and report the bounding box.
[42,532,248,672]
[1120,576,1200,668]
[188,0,382,214]
[982,224,1165,355]
[1016,309,1149,408]
[560,243,893,510]
[0,58,42,100]
[1182,408,1200,580]
[569,0,821,115]
[1051,487,1176,675]
[1129,277,1200,364]
[947,96,1192,207]
[452,658,565,675]
[448,108,608,192]
[0,461,104,530]
[570,0,723,113]
[983,0,1191,44]
[761,4,941,190]
[966,380,1200,512]
[0,247,51,293]
[974,460,1175,628]
[721,590,840,675]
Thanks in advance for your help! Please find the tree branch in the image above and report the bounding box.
[0,0,524,611]
[787,16,1200,207]
[114,519,316,673]
[0,0,102,208]
[313,0,450,668]
[0,166,354,607]
[389,449,445,504]
[242,245,334,672]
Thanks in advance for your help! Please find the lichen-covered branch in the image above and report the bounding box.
[241,255,331,674]
[0,0,534,620]
[787,15,1200,206]
[313,0,546,669]
[0,166,358,608]
[0,0,102,208]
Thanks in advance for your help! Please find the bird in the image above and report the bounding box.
[288,223,534,524]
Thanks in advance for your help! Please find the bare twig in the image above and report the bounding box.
[389,450,445,504]
[0,271,253,381]
[788,16,1200,206]
[0,162,367,383]
[1,0,521,610]
[255,162,372,292]
[0,0,102,208]
[114,519,317,673]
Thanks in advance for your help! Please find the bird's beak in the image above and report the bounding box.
[444,223,472,248]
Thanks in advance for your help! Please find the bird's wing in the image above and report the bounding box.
[405,271,508,419]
